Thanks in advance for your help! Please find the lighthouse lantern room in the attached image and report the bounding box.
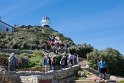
[41,16,50,27]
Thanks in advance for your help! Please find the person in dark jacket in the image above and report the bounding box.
[51,54,57,70]
[8,53,16,71]
[60,55,66,69]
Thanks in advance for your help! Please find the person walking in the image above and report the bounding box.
[68,52,74,66]
[8,53,16,71]
[51,55,57,70]
[74,54,79,65]
[62,52,68,68]
[60,55,66,69]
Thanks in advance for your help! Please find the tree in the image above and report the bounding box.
[69,43,94,58]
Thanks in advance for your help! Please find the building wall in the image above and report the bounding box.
[0,21,13,32]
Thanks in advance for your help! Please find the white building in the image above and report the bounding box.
[0,19,14,32]
[41,16,50,27]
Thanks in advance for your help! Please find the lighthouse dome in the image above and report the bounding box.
[41,16,50,27]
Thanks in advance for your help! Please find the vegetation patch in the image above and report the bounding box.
[74,68,93,80]
[87,48,124,76]
[120,81,124,83]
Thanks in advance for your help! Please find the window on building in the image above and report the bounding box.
[6,28,9,31]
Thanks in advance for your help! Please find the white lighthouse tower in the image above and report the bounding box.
[41,16,50,27]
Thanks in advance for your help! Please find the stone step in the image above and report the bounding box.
[71,80,96,83]
[107,80,117,83]
[96,80,117,83]
[72,79,118,83]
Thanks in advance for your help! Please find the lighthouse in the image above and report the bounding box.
[41,16,50,27]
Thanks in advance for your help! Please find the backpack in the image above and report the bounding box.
[61,58,65,65]
[44,57,49,65]
[99,61,107,68]
[10,56,16,65]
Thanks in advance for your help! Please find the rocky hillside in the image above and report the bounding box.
[0,25,124,77]
[0,25,74,50]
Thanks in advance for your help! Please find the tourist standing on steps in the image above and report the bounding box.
[53,46,58,54]
[74,54,79,65]
[8,53,16,71]
[68,52,74,66]
[44,53,50,72]
[98,58,108,79]
[62,52,68,68]
[51,55,57,70]
[60,55,66,69]
[48,54,51,70]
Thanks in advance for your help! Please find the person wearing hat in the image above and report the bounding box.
[8,53,16,71]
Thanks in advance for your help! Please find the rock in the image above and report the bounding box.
[86,65,89,68]
[110,76,117,80]
[88,75,102,81]
[0,66,6,71]
[96,79,104,83]
[0,66,7,75]
[78,71,86,77]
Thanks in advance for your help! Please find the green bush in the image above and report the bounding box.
[0,52,8,67]
[29,50,44,67]
[16,51,44,69]
[87,48,124,76]
[55,55,62,66]
[120,81,124,83]
[20,61,35,69]
[69,43,93,58]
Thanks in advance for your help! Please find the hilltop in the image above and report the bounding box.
[0,25,74,50]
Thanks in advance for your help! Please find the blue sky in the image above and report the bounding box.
[0,0,124,55]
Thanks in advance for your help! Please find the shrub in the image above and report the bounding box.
[87,48,124,76]
[69,43,93,58]
[16,51,44,69]
[29,50,44,67]
[0,53,8,67]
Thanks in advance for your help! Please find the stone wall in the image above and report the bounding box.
[0,71,21,83]
[0,48,33,54]
[0,65,80,83]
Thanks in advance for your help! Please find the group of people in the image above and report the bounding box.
[43,34,80,72]
[46,33,109,76]
[44,51,79,72]
[7,33,108,80]
[48,34,68,54]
